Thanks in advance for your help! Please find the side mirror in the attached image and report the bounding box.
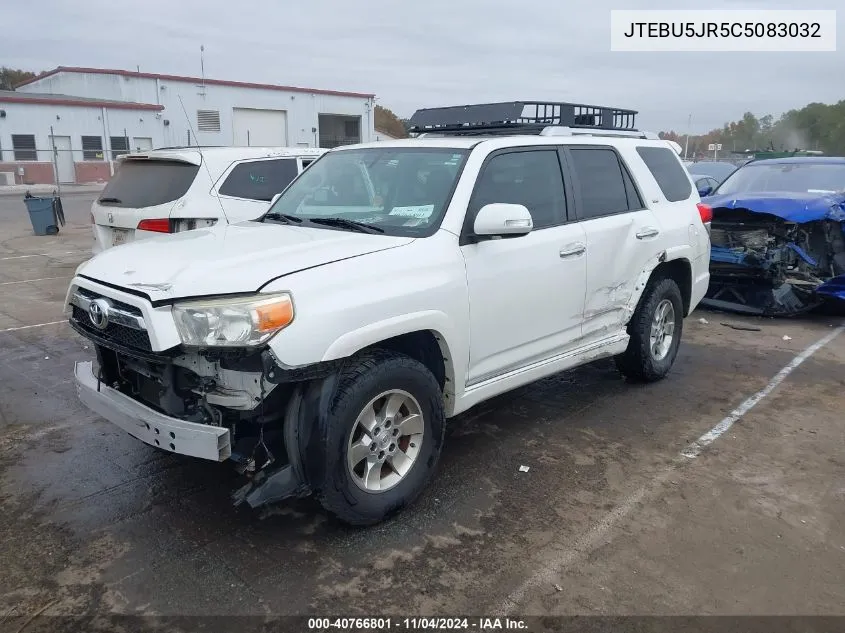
[269,192,283,207]
[698,185,713,197]
[473,203,533,237]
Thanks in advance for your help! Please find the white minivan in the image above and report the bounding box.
[91,146,326,253]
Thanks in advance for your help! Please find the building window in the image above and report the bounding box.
[81,136,104,161]
[344,119,360,138]
[110,136,130,161]
[12,135,37,161]
[197,110,221,132]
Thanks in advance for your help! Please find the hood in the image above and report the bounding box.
[77,221,414,301]
[704,191,845,223]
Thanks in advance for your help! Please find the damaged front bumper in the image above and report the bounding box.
[702,198,845,316]
[75,360,232,461]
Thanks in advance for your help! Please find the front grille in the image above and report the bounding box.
[75,287,142,316]
[71,305,152,351]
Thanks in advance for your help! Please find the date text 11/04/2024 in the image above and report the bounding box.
[307,617,529,630]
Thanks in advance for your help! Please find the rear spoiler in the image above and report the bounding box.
[117,152,203,166]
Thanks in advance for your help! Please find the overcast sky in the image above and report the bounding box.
[5,0,843,134]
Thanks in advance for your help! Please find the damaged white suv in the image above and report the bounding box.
[66,101,711,525]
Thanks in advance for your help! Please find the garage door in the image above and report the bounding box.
[232,108,288,147]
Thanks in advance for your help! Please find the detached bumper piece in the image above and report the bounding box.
[232,466,309,509]
[75,360,231,461]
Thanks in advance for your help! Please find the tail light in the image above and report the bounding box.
[697,203,713,224]
[697,203,712,236]
[137,218,172,233]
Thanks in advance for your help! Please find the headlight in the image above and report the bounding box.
[172,293,294,347]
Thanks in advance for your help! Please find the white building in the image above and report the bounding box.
[0,66,375,184]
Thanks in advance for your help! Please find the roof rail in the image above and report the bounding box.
[408,101,638,136]
[539,127,659,140]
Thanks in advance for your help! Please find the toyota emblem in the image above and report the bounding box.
[88,298,111,330]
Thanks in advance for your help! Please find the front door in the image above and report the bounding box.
[461,148,587,386]
[50,135,74,184]
[564,146,665,343]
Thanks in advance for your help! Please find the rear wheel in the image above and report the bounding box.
[316,350,445,526]
[615,276,684,382]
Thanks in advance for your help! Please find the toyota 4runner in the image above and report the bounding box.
[66,101,711,525]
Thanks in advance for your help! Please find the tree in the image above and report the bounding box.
[661,98,845,158]
[374,105,408,139]
[0,67,38,90]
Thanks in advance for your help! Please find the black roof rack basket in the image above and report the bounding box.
[408,101,638,136]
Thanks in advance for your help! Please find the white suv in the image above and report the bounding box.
[66,101,711,525]
[91,146,325,253]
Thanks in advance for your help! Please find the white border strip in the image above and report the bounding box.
[682,324,844,457]
[494,324,843,615]
[0,320,66,333]
[0,251,82,261]
[0,276,66,286]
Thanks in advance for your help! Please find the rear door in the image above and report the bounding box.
[92,157,200,250]
[563,146,666,344]
[214,157,301,222]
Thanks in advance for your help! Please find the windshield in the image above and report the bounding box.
[716,162,845,195]
[262,147,469,236]
[684,161,736,181]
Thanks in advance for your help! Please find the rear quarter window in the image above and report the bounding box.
[636,146,693,202]
[99,160,200,208]
[218,158,299,201]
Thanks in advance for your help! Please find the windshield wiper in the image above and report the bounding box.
[262,212,303,225]
[98,197,122,205]
[308,217,384,234]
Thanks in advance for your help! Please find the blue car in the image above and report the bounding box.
[702,156,845,316]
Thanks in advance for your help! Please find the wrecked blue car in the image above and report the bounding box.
[702,157,845,316]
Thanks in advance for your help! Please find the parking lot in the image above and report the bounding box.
[1,190,844,619]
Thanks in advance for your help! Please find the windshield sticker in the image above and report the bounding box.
[402,218,427,227]
[389,205,435,219]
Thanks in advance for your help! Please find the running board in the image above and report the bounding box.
[456,333,629,414]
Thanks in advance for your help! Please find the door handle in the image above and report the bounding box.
[636,227,660,239]
[559,243,586,258]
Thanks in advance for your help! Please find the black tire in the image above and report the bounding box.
[316,349,445,526]
[615,276,684,382]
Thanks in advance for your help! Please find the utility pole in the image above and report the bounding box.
[683,114,691,160]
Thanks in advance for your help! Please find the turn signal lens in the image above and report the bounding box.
[137,218,172,233]
[255,296,295,332]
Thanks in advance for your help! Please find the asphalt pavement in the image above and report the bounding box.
[1,193,844,625]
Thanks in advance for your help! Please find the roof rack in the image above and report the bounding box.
[408,101,638,136]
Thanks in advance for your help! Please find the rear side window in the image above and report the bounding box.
[99,160,199,208]
[636,146,692,202]
[218,158,299,201]
[568,148,632,220]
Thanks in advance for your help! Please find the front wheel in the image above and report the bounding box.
[316,349,445,526]
[615,276,684,382]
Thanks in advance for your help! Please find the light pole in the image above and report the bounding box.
[683,114,692,160]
